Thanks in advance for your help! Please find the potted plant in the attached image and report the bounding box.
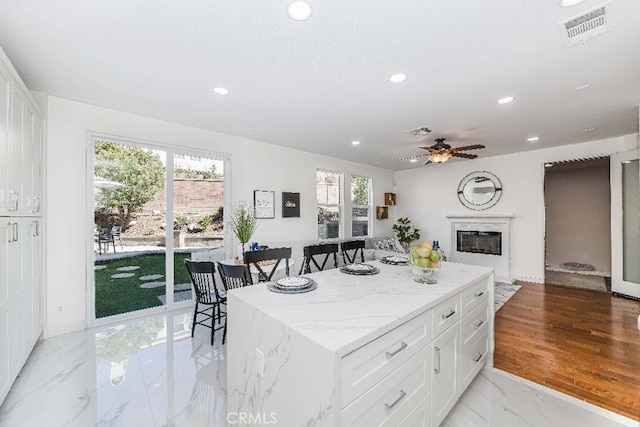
[392,217,421,250]
[229,201,259,260]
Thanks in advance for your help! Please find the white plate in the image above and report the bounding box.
[345,263,373,271]
[276,276,311,288]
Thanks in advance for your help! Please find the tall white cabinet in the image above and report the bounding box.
[0,47,44,406]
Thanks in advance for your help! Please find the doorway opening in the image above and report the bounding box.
[543,157,611,292]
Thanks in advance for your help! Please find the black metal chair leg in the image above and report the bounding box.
[191,302,198,337]
[222,316,227,344]
[210,306,216,345]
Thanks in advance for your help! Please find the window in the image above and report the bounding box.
[317,169,342,239]
[351,175,371,237]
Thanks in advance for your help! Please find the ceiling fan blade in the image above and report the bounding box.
[451,144,485,151]
[418,146,436,152]
[451,152,478,159]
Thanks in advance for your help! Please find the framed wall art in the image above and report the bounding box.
[282,192,300,218]
[254,190,275,219]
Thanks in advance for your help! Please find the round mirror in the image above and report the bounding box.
[457,171,502,210]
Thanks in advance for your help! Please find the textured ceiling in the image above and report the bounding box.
[0,0,638,170]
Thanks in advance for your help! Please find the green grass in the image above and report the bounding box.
[95,253,192,319]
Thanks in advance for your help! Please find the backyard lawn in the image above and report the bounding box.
[95,253,192,318]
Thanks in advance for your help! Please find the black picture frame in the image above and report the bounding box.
[254,190,275,219]
[282,192,300,218]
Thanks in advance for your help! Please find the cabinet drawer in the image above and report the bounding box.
[341,310,432,407]
[461,299,490,352]
[459,330,489,392]
[461,277,490,316]
[397,394,431,427]
[432,295,460,339]
[341,347,431,427]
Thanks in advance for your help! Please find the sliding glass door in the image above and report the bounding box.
[91,138,225,321]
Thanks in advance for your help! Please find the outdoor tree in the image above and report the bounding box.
[95,141,165,231]
[351,176,369,206]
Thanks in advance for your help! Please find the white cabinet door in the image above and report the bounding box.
[0,221,10,401]
[24,219,41,343]
[8,87,24,215]
[21,104,34,214]
[31,117,42,214]
[0,60,11,215]
[7,220,23,379]
[431,323,460,427]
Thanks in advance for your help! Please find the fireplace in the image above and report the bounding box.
[457,230,502,256]
[447,213,514,283]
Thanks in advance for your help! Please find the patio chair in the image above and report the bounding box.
[111,225,123,249]
[97,227,116,255]
[185,261,226,345]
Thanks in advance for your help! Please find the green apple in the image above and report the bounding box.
[415,247,431,258]
[417,257,432,268]
[429,250,441,262]
[410,246,419,258]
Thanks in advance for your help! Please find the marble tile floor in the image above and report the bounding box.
[1,309,637,427]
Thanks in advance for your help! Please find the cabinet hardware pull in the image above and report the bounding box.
[13,223,18,242]
[434,346,441,373]
[33,221,39,237]
[474,290,485,298]
[473,352,484,362]
[386,341,408,359]
[35,196,40,213]
[442,309,456,320]
[9,191,18,211]
[8,223,14,243]
[473,319,484,328]
[384,389,406,410]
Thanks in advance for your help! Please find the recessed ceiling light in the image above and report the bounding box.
[410,158,418,163]
[561,0,586,6]
[213,87,229,96]
[497,96,514,105]
[527,136,540,143]
[572,84,590,92]
[288,1,312,21]
[622,160,632,164]
[351,140,360,146]
[544,163,554,167]
[583,128,595,132]
[390,73,407,83]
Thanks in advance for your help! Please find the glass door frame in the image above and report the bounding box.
[86,132,232,327]
[610,149,640,299]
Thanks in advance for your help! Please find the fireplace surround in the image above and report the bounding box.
[447,213,514,283]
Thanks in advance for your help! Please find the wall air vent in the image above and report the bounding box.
[559,3,610,47]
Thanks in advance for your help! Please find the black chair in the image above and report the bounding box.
[244,247,292,283]
[111,225,123,249]
[341,240,365,264]
[299,243,339,274]
[97,227,116,255]
[185,261,226,345]
[218,263,252,291]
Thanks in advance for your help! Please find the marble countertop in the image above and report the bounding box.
[228,261,493,356]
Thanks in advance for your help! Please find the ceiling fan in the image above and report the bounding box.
[419,138,485,165]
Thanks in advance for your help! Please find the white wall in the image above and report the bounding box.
[394,134,639,283]
[45,96,394,337]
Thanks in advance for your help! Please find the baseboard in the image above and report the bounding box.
[43,320,86,338]
[511,274,544,284]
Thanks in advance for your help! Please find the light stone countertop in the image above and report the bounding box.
[228,260,493,356]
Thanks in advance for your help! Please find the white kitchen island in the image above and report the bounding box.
[227,261,494,426]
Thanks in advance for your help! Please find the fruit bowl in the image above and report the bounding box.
[408,242,442,284]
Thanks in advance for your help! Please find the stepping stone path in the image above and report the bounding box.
[175,283,192,291]
[117,266,141,272]
[111,273,135,279]
[139,274,164,281]
[140,281,166,289]
[94,265,107,271]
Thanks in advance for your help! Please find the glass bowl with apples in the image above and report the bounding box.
[408,241,442,284]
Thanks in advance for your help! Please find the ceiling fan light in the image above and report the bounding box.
[428,152,452,163]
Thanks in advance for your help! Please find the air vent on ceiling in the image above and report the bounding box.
[559,3,610,47]
[406,126,432,136]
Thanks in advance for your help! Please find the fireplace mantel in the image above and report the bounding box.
[447,213,514,283]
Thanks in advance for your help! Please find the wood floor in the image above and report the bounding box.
[494,281,640,421]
